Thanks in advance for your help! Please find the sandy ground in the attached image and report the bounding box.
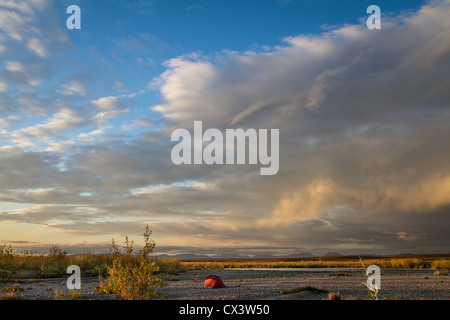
[2,268,448,300]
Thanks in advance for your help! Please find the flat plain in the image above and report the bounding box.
[5,267,448,300]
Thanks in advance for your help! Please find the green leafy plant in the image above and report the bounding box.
[99,254,166,300]
[98,225,166,300]
[360,257,379,300]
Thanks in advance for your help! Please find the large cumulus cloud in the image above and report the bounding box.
[1,0,450,255]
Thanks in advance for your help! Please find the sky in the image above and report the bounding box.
[0,0,449,257]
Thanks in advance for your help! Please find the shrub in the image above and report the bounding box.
[98,225,166,300]
[389,258,429,269]
[360,257,380,300]
[154,258,185,274]
[40,260,70,278]
[390,258,413,268]
[3,283,23,294]
[76,253,111,277]
[329,292,341,300]
[99,255,166,300]
[49,245,68,259]
[109,225,156,259]
[0,269,11,280]
[0,245,15,258]
[431,259,450,270]
[0,284,24,300]
[54,289,82,300]
[0,293,22,300]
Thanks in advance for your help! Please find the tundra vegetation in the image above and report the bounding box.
[1,232,449,300]
[179,255,450,270]
[0,226,185,300]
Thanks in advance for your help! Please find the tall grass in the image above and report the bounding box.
[431,259,450,269]
[0,227,185,282]
[0,250,112,280]
[180,256,450,270]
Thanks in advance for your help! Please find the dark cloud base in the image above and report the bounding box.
[1,1,450,256]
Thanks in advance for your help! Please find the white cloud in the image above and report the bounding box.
[27,38,49,58]
[0,0,71,100]
[45,140,75,154]
[0,9,27,41]
[27,77,43,87]
[7,107,91,147]
[5,61,25,73]
[93,109,129,123]
[14,97,46,116]
[151,0,450,228]
[78,129,104,143]
[0,0,50,42]
[57,81,89,96]
[396,232,421,242]
[120,116,156,131]
[91,96,125,110]
[0,80,7,92]
[2,1,450,255]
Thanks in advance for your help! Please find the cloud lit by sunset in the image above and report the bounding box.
[1,0,449,257]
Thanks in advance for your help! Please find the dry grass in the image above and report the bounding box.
[54,289,83,300]
[179,254,450,270]
[0,283,23,300]
[3,283,23,294]
[431,259,450,269]
[328,292,341,300]
[0,293,22,300]
[0,250,112,280]
[0,247,185,281]
[434,270,448,276]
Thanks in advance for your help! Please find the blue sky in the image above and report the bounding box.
[1,0,449,256]
[41,0,427,151]
[58,0,425,98]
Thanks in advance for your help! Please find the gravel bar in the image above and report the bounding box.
[1,268,448,300]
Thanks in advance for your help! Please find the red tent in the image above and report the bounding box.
[204,275,225,288]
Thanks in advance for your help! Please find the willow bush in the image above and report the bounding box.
[98,225,167,300]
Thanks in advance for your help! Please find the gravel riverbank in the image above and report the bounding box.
[2,268,448,300]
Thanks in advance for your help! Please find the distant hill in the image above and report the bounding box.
[284,252,314,258]
[324,252,343,257]
[151,252,314,260]
[150,252,450,261]
[151,254,211,259]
